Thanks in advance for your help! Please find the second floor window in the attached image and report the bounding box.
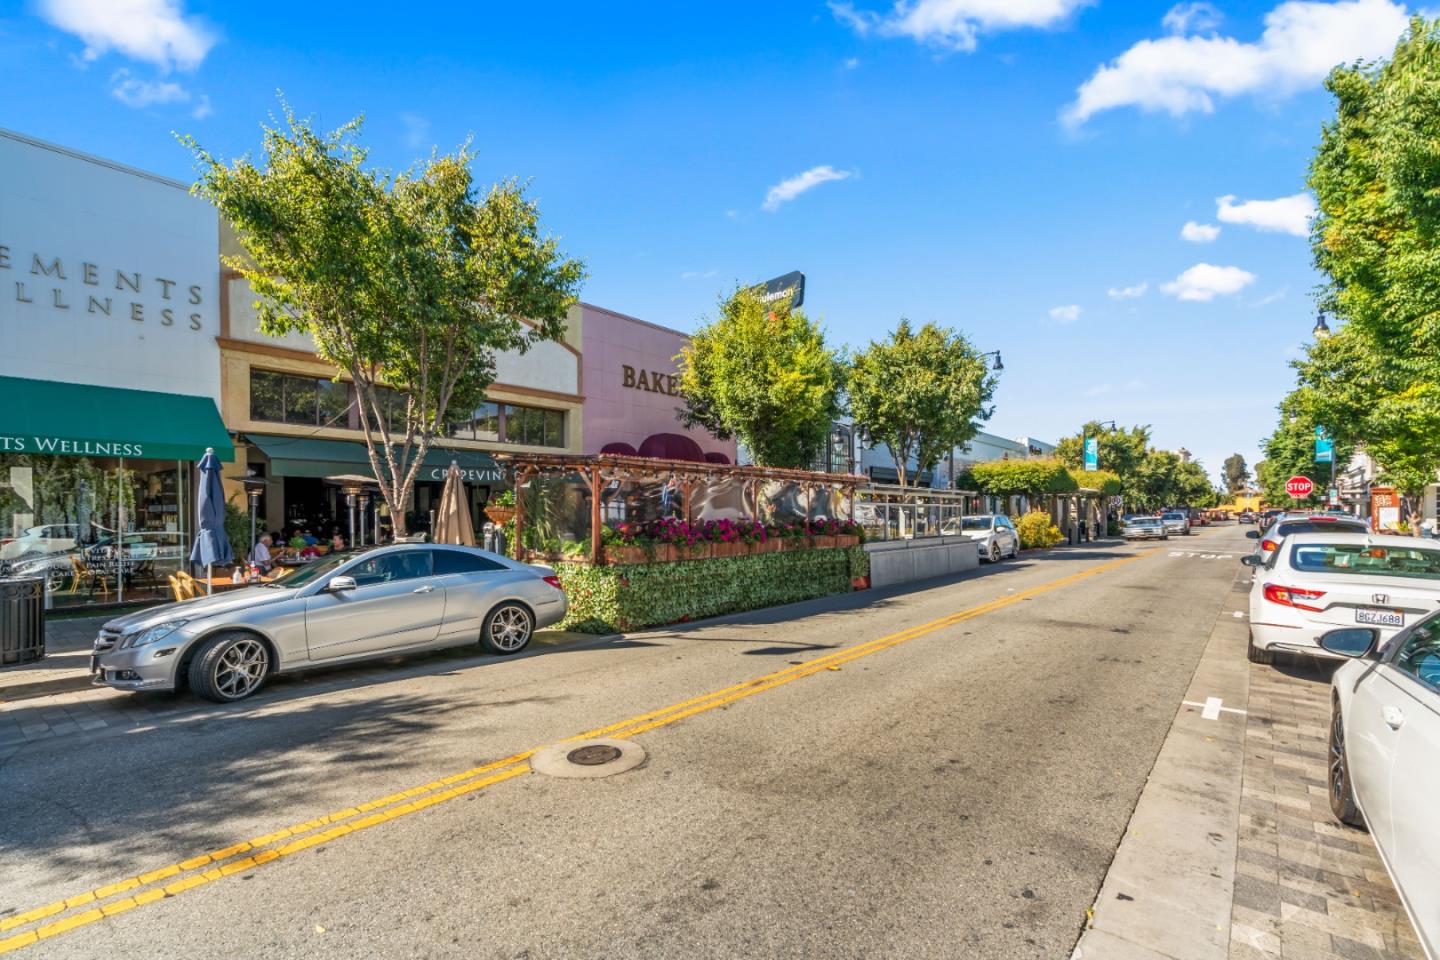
[251,371,351,428]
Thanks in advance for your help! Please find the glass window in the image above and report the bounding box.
[250,371,284,423]
[347,549,433,587]
[473,402,500,442]
[544,408,565,447]
[1393,618,1440,689]
[500,403,564,447]
[316,379,351,428]
[432,549,505,575]
[283,377,318,425]
[960,517,993,531]
[1291,543,1440,579]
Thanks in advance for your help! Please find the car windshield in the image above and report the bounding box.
[1161,513,1184,520]
[1290,543,1440,580]
[263,550,366,588]
[1130,518,1160,527]
[960,517,993,531]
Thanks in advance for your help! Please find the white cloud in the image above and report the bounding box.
[762,165,854,212]
[1049,304,1081,323]
[680,269,718,280]
[1107,281,1148,299]
[1163,2,1223,34]
[1181,220,1221,243]
[1085,383,1114,396]
[39,0,217,72]
[1161,263,1257,301]
[191,93,212,119]
[109,68,188,107]
[843,56,860,69]
[401,113,431,150]
[1216,192,1316,236]
[829,0,1092,52]
[1252,286,1289,307]
[724,209,741,220]
[1064,0,1408,127]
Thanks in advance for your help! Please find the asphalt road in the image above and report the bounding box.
[0,525,1255,959]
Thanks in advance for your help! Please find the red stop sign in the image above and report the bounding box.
[1286,475,1315,498]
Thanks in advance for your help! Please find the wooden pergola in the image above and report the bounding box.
[495,453,865,564]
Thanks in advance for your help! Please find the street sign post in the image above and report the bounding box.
[1314,426,1333,464]
[1083,437,1098,472]
[1286,475,1315,499]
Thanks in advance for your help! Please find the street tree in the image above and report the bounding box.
[676,287,844,469]
[961,458,1077,501]
[1055,422,1151,506]
[1259,391,1353,508]
[185,108,585,535]
[846,320,997,488]
[1300,17,1440,521]
[1222,454,1250,493]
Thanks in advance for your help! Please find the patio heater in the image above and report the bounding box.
[227,471,268,554]
[342,481,365,548]
[357,489,370,546]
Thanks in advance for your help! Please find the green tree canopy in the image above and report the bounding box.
[1069,468,1122,497]
[1055,422,1151,505]
[676,287,844,469]
[1300,18,1440,516]
[1259,391,1354,507]
[185,107,584,535]
[1222,454,1251,492]
[962,458,1077,498]
[846,320,997,488]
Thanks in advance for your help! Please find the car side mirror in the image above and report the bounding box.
[1319,628,1377,658]
[1245,530,1259,539]
[1240,555,1262,567]
[327,575,357,593]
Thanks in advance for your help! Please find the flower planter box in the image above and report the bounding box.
[812,535,837,549]
[485,506,516,526]
[836,534,860,548]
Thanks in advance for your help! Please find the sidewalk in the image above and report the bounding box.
[1073,569,1425,960]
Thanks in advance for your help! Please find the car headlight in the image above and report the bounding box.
[122,620,189,649]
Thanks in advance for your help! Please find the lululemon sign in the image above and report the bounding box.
[1286,475,1315,499]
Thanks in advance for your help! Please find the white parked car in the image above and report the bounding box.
[946,514,1020,562]
[1243,532,1440,664]
[1320,615,1440,959]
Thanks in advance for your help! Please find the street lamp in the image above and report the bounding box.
[980,350,1004,371]
[1312,311,1332,340]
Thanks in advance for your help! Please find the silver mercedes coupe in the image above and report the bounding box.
[91,544,568,702]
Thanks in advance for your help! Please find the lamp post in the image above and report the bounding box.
[979,350,1004,371]
[1312,310,1332,340]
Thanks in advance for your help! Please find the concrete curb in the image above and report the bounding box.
[1071,570,1252,959]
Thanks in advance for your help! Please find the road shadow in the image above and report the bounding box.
[0,689,557,885]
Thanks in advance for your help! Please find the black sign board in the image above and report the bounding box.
[754,271,805,310]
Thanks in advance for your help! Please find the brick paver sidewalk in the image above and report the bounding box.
[1230,657,1425,960]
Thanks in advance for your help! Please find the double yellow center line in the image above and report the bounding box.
[0,550,1148,954]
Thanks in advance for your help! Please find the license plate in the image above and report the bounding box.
[1356,608,1403,628]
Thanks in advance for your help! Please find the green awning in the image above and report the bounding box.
[245,434,503,484]
[0,375,233,461]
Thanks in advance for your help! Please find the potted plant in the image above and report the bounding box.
[485,489,517,526]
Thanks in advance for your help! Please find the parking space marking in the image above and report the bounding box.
[1169,552,1237,560]
[1183,697,1247,720]
[0,549,1158,955]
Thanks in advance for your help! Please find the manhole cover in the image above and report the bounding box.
[567,744,622,766]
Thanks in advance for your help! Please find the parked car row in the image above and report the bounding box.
[1241,510,1439,958]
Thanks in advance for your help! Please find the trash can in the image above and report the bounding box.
[0,576,45,665]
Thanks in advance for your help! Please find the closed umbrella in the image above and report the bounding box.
[434,462,475,546]
[188,447,233,595]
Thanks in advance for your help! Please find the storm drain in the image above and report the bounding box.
[531,738,645,779]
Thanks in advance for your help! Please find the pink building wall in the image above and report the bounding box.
[580,303,736,461]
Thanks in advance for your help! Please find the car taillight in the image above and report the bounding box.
[543,575,564,592]
[1260,539,1279,553]
[1262,583,1326,612]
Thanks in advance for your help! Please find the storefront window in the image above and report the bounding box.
[0,453,190,609]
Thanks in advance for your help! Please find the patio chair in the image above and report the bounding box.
[173,570,201,601]
[167,575,187,603]
[66,554,110,596]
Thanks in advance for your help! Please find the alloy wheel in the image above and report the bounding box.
[214,638,267,699]
[490,606,532,652]
[1329,708,1346,808]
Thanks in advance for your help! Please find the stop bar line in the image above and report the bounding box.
[1183,696,1247,720]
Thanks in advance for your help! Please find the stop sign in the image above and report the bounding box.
[1286,475,1315,498]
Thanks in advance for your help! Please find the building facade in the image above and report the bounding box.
[0,129,233,607]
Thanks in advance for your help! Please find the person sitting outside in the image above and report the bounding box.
[288,530,308,550]
[302,528,319,546]
[250,534,275,574]
[330,531,347,551]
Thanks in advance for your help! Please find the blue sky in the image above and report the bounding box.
[0,0,1416,484]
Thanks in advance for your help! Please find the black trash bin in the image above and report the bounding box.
[0,577,45,665]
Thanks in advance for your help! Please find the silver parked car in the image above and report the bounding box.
[91,544,568,702]
[1122,517,1169,541]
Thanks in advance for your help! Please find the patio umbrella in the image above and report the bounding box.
[434,462,475,546]
[188,447,233,595]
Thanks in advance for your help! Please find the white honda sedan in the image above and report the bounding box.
[1243,532,1440,664]
[1319,615,1440,959]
